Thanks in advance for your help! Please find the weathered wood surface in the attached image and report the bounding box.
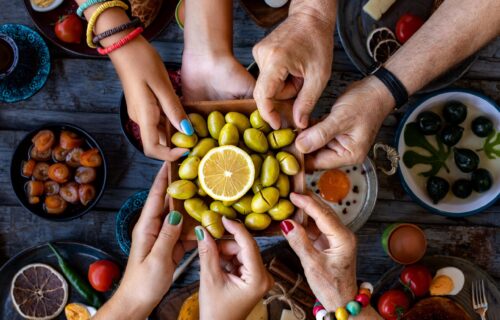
[1,0,499,289]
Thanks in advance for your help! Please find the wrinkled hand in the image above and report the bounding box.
[197,217,274,320]
[95,163,195,319]
[114,38,193,161]
[296,78,395,170]
[253,11,334,129]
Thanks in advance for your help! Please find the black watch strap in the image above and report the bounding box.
[371,66,408,109]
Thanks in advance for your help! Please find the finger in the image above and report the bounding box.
[222,217,264,276]
[273,76,303,100]
[253,64,289,130]
[279,219,318,266]
[218,240,240,257]
[196,226,223,282]
[150,210,184,262]
[294,113,348,154]
[293,77,326,129]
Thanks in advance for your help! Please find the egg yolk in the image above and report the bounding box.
[430,275,454,296]
[318,169,351,203]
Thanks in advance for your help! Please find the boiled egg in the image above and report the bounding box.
[264,0,288,8]
[430,267,465,296]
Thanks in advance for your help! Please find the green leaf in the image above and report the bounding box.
[482,130,500,159]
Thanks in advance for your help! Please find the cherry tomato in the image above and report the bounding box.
[26,180,44,197]
[80,148,103,167]
[33,162,50,181]
[44,195,68,214]
[44,180,60,196]
[48,163,70,184]
[66,148,83,168]
[21,159,37,178]
[32,130,55,152]
[75,166,96,184]
[399,264,432,298]
[396,13,424,44]
[30,146,51,161]
[52,145,70,162]
[60,130,83,150]
[60,182,79,204]
[55,14,83,44]
[88,260,121,292]
[378,289,410,320]
[79,184,96,206]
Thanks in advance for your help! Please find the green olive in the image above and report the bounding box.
[250,110,272,134]
[223,199,237,206]
[207,111,226,139]
[201,210,224,239]
[232,195,253,215]
[219,123,239,146]
[251,187,279,214]
[268,128,296,149]
[275,174,290,197]
[171,132,198,148]
[191,138,218,158]
[195,178,207,197]
[251,154,263,177]
[268,199,295,221]
[244,213,272,231]
[225,112,251,134]
[179,156,200,180]
[188,113,209,138]
[210,201,237,219]
[243,128,269,153]
[252,178,264,194]
[261,155,280,187]
[184,198,208,222]
[238,141,253,154]
[276,151,300,175]
[167,180,197,200]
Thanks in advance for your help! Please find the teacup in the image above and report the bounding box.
[0,33,19,80]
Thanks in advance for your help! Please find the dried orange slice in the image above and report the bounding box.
[366,27,396,57]
[373,39,401,63]
[198,145,255,201]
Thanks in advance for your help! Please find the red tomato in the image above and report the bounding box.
[378,289,410,320]
[399,264,432,298]
[395,14,424,44]
[55,14,83,44]
[88,260,121,292]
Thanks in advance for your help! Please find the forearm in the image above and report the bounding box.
[93,290,152,320]
[385,0,500,95]
[289,0,338,27]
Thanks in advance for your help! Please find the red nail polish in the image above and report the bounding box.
[280,220,294,235]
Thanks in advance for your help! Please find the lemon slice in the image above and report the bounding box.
[198,145,255,201]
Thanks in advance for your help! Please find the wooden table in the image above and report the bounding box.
[1,0,499,289]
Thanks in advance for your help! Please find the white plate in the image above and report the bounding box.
[30,0,64,12]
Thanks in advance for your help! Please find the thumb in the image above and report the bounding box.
[196,226,223,282]
[293,77,325,129]
[294,113,346,154]
[279,220,318,266]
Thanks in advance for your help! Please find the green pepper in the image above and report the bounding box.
[48,243,103,308]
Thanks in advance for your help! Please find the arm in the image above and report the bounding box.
[297,0,500,169]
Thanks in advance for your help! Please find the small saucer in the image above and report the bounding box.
[116,190,149,256]
[0,24,50,103]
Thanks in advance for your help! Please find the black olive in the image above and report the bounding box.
[471,168,493,193]
[417,111,442,135]
[471,116,494,138]
[426,176,450,204]
[452,179,473,198]
[443,101,467,124]
[453,148,479,173]
[438,125,464,146]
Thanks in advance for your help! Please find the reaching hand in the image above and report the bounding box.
[253,11,334,130]
[197,217,274,320]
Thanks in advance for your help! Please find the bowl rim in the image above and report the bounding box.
[394,88,500,217]
[9,123,108,221]
[115,190,149,256]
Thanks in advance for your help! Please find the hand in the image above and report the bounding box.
[197,217,274,320]
[113,38,194,161]
[94,163,196,319]
[253,10,334,129]
[296,78,395,170]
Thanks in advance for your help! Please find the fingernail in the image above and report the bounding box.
[168,210,182,225]
[182,151,190,157]
[280,220,294,235]
[296,135,310,153]
[180,119,194,136]
[194,226,204,240]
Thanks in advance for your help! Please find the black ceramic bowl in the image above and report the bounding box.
[10,124,107,221]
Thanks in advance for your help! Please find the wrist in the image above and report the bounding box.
[289,0,337,29]
[362,75,397,116]
[109,287,153,318]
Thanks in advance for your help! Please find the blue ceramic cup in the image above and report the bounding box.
[0,33,19,80]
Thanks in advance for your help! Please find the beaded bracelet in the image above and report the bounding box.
[92,17,142,46]
[86,0,129,49]
[97,26,144,55]
[313,282,373,320]
[76,0,108,18]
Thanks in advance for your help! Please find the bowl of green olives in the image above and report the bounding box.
[396,89,499,217]
[165,99,306,240]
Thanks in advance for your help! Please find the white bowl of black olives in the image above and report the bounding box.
[396,89,499,217]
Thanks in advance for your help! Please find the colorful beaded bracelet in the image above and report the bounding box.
[313,282,373,320]
[76,0,109,18]
[97,26,144,55]
[92,17,142,46]
[86,0,129,49]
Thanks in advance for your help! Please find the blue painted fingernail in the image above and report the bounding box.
[183,151,190,157]
[180,119,194,136]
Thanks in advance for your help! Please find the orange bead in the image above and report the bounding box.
[359,288,372,298]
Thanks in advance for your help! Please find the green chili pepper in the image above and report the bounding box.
[48,243,103,308]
